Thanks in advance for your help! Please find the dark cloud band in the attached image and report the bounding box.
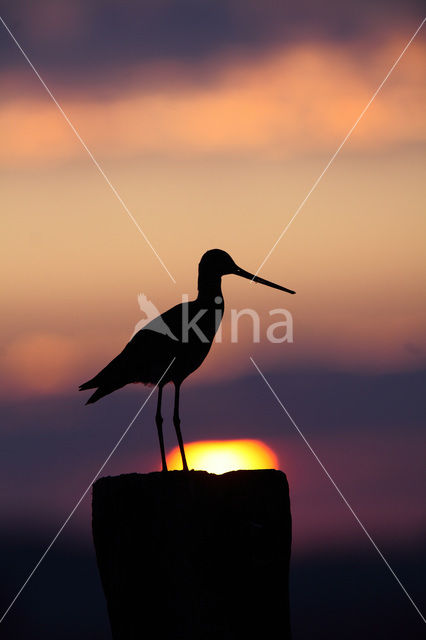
[0,0,423,84]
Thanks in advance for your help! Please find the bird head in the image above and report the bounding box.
[199,249,295,294]
[199,249,237,276]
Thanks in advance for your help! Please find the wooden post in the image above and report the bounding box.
[92,470,291,639]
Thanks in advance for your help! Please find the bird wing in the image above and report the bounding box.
[143,303,184,341]
[79,327,179,392]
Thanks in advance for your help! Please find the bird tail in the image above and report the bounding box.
[84,386,115,405]
[79,347,131,404]
[79,378,98,391]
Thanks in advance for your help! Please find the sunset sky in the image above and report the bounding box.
[0,1,425,637]
[1,1,426,396]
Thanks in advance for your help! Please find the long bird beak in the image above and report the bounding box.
[233,266,295,294]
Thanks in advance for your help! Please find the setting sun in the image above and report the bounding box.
[166,439,278,473]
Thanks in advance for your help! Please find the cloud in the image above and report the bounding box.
[0,0,423,82]
[1,38,425,166]
[1,333,81,395]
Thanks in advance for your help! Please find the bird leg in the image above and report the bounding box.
[156,385,167,472]
[173,383,189,471]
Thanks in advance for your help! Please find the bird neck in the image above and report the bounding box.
[197,272,223,303]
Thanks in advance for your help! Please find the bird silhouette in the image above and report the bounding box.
[79,249,295,471]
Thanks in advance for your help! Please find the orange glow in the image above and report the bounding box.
[2,333,81,395]
[1,33,425,398]
[1,38,425,166]
[166,439,278,473]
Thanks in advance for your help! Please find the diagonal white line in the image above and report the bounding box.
[250,356,426,624]
[0,15,176,284]
[254,17,426,278]
[0,358,175,625]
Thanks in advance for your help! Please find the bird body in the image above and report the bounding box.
[80,293,224,403]
[80,249,294,470]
